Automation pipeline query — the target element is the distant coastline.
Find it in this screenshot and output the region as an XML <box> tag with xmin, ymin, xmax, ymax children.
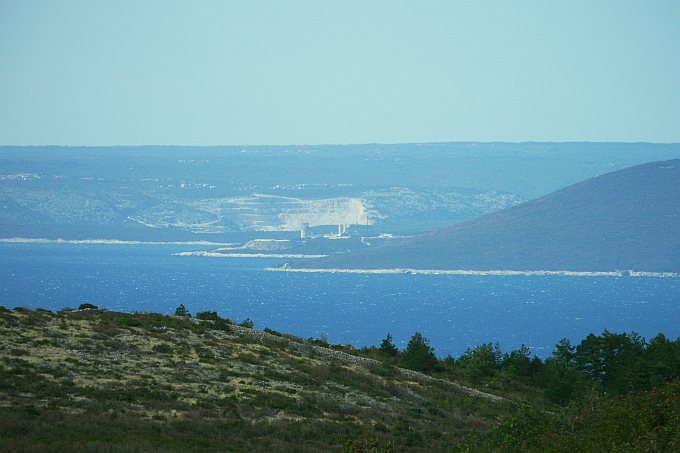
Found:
<box><xmin>0</xmin><ymin>237</ymin><xmax>326</xmax><ymax>258</ymax></box>
<box><xmin>175</xmin><ymin>251</ymin><xmax>328</xmax><ymax>259</ymax></box>
<box><xmin>0</xmin><ymin>237</ymin><xmax>235</xmax><ymax>246</ymax></box>
<box><xmin>267</xmin><ymin>267</ymin><xmax>679</xmax><ymax>278</ymax></box>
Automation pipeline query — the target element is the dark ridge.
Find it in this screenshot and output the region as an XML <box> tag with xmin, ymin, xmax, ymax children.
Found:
<box><xmin>305</xmin><ymin>159</ymin><xmax>680</xmax><ymax>272</ymax></box>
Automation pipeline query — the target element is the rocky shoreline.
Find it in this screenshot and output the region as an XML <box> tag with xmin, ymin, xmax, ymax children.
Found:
<box><xmin>175</xmin><ymin>251</ymin><xmax>328</xmax><ymax>258</ymax></box>
<box><xmin>267</xmin><ymin>267</ymin><xmax>679</xmax><ymax>278</ymax></box>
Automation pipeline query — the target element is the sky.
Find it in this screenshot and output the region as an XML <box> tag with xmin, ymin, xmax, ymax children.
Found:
<box><xmin>1</xmin><ymin>1</ymin><xmax>679</xmax><ymax>146</ymax></box>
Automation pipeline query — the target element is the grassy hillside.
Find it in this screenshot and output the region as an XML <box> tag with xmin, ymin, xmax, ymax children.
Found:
<box><xmin>1</xmin><ymin>306</ymin><xmax>679</xmax><ymax>452</ymax></box>
<box><xmin>0</xmin><ymin>307</ymin><xmax>514</xmax><ymax>452</ymax></box>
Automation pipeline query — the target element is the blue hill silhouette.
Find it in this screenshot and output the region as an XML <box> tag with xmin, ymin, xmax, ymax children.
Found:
<box><xmin>308</xmin><ymin>159</ymin><xmax>680</xmax><ymax>272</ymax></box>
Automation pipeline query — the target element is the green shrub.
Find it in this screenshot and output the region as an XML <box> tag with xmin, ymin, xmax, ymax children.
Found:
<box><xmin>152</xmin><ymin>343</ymin><xmax>173</xmax><ymax>354</ymax></box>
<box><xmin>196</xmin><ymin>311</ymin><xmax>220</xmax><ymax>321</ymax></box>
<box><xmin>459</xmin><ymin>342</ymin><xmax>502</xmax><ymax>379</ymax></box>
<box><xmin>174</xmin><ymin>304</ymin><xmax>191</xmax><ymax>318</ymax></box>
<box><xmin>239</xmin><ymin>318</ymin><xmax>254</xmax><ymax>328</ymax></box>
<box><xmin>264</xmin><ymin>327</ymin><xmax>282</xmax><ymax>336</ymax></box>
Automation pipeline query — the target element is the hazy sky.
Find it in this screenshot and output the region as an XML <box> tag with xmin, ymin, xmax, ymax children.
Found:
<box><xmin>1</xmin><ymin>1</ymin><xmax>679</xmax><ymax>145</ymax></box>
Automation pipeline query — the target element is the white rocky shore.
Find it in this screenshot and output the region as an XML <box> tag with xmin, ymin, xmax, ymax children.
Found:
<box><xmin>266</xmin><ymin>267</ymin><xmax>679</xmax><ymax>278</ymax></box>
<box><xmin>0</xmin><ymin>237</ymin><xmax>235</xmax><ymax>246</ymax></box>
<box><xmin>175</xmin><ymin>251</ymin><xmax>328</xmax><ymax>259</ymax></box>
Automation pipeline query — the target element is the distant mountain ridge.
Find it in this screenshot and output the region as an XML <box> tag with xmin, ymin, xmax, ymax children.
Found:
<box><xmin>2</xmin><ymin>143</ymin><xmax>680</xmax><ymax>240</ymax></box>
<box><xmin>306</xmin><ymin>159</ymin><xmax>680</xmax><ymax>272</ymax></box>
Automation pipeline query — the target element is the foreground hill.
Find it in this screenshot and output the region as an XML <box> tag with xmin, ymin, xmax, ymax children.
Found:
<box><xmin>308</xmin><ymin>159</ymin><xmax>680</xmax><ymax>272</ymax></box>
<box><xmin>2</xmin><ymin>307</ymin><xmax>679</xmax><ymax>452</ymax></box>
<box><xmin>0</xmin><ymin>307</ymin><xmax>511</xmax><ymax>452</ymax></box>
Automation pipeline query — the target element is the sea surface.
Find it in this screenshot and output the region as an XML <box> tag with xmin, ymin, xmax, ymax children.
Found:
<box><xmin>2</xmin><ymin>243</ymin><xmax>679</xmax><ymax>358</ymax></box>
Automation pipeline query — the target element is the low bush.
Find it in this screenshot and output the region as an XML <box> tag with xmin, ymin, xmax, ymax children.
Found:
<box><xmin>152</xmin><ymin>343</ymin><xmax>173</xmax><ymax>354</ymax></box>
<box><xmin>239</xmin><ymin>318</ymin><xmax>254</xmax><ymax>329</ymax></box>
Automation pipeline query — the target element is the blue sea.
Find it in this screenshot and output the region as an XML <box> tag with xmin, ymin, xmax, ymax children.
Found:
<box><xmin>2</xmin><ymin>243</ymin><xmax>679</xmax><ymax>358</ymax></box>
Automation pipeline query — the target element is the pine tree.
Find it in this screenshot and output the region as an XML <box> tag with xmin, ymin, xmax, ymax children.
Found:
<box><xmin>400</xmin><ymin>332</ymin><xmax>438</xmax><ymax>372</ymax></box>
<box><xmin>379</xmin><ymin>333</ymin><xmax>399</xmax><ymax>358</ymax></box>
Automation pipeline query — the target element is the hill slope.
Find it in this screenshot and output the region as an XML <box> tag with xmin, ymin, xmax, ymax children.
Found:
<box><xmin>308</xmin><ymin>159</ymin><xmax>680</xmax><ymax>272</ymax></box>
<box><xmin>0</xmin><ymin>307</ymin><xmax>511</xmax><ymax>452</ymax></box>
<box><xmin>3</xmin><ymin>308</ymin><xmax>680</xmax><ymax>451</ymax></box>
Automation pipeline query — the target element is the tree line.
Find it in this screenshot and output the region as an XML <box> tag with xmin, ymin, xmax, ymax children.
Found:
<box><xmin>374</xmin><ymin>329</ymin><xmax>680</xmax><ymax>403</ymax></box>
